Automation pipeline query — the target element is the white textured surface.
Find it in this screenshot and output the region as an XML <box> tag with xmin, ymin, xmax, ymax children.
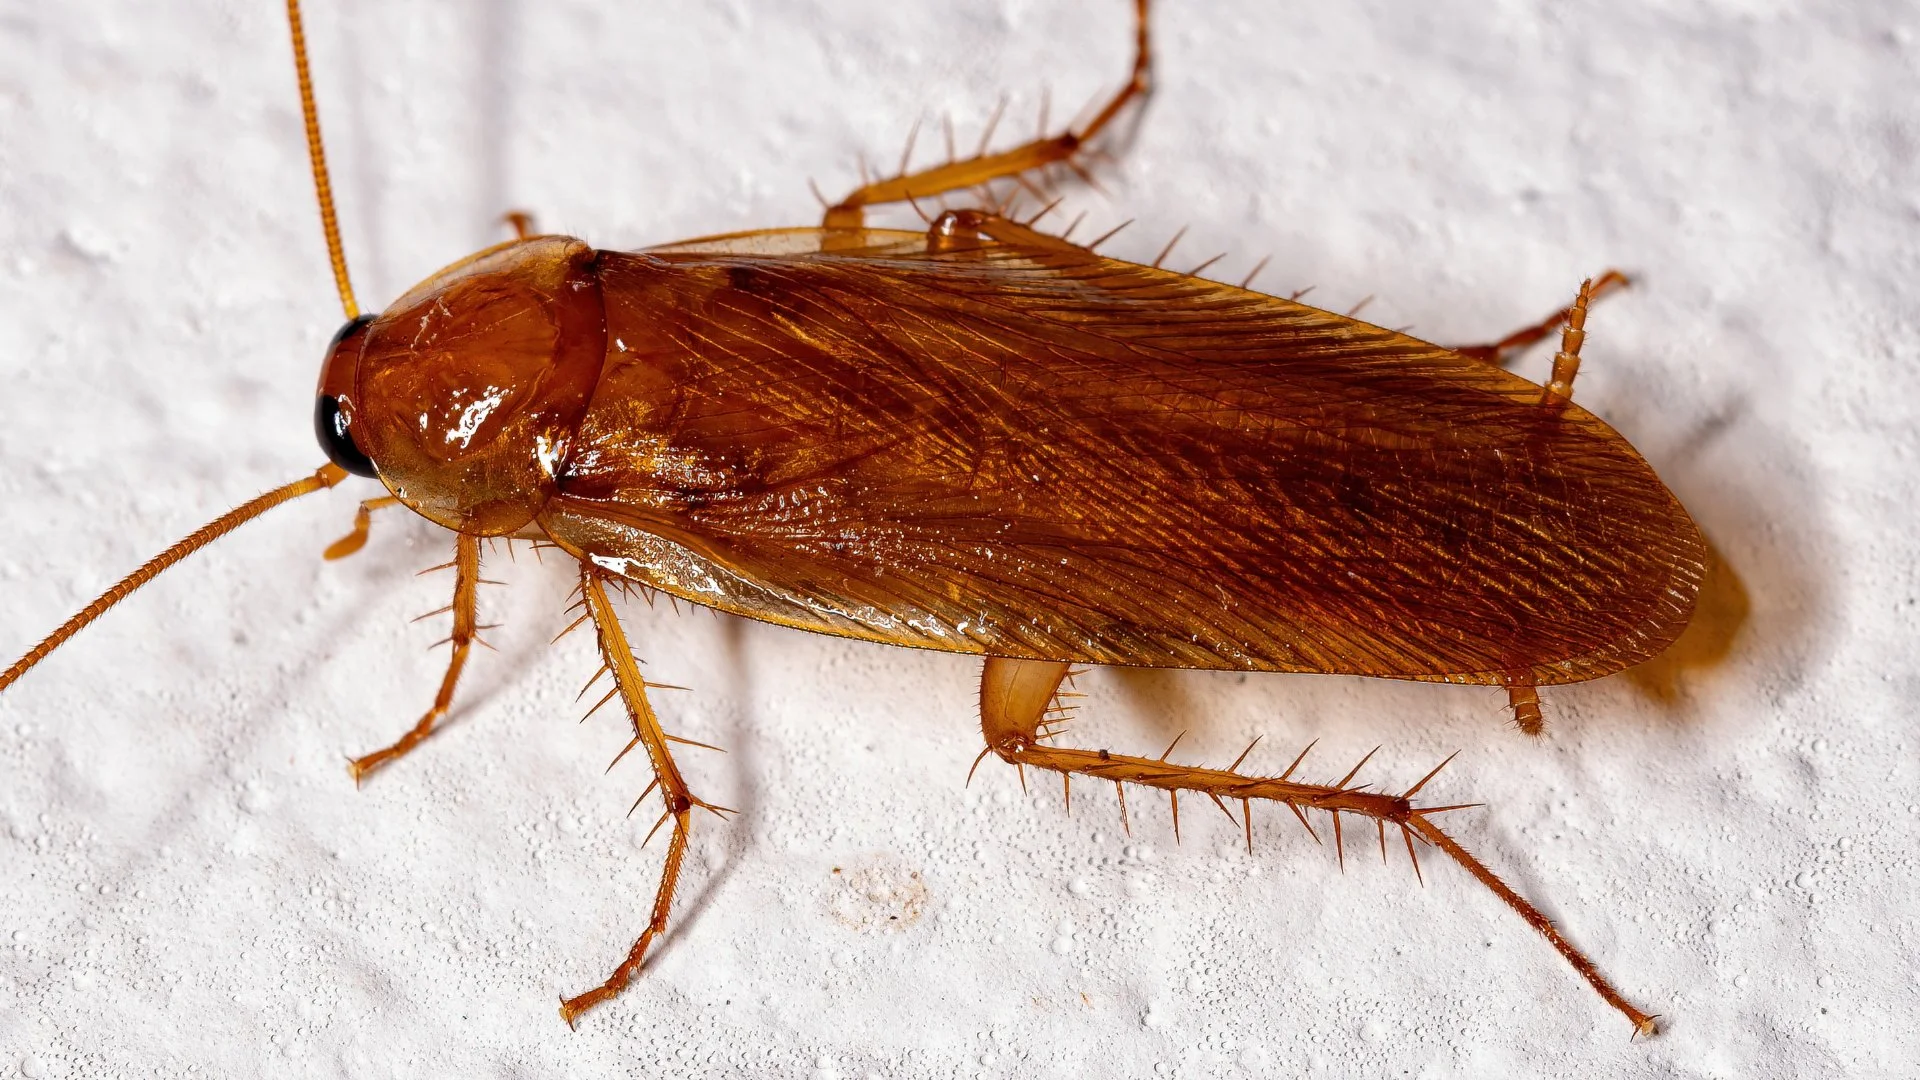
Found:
<box><xmin>1</xmin><ymin>0</ymin><xmax>1915</xmax><ymax>1076</ymax></box>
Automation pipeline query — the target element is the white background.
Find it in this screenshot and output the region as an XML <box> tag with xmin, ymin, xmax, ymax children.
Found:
<box><xmin>1</xmin><ymin>0</ymin><xmax>1915</xmax><ymax>1076</ymax></box>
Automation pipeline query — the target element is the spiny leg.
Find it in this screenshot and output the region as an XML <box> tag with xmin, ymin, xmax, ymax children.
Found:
<box><xmin>559</xmin><ymin>568</ymin><xmax>731</xmax><ymax>1027</ymax></box>
<box><xmin>1452</xmin><ymin>270</ymin><xmax>1627</xmax><ymax>369</ymax></box>
<box><xmin>976</xmin><ymin>656</ymin><xmax>1658</xmax><ymax>1036</ymax></box>
<box><xmin>823</xmin><ymin>0</ymin><xmax>1150</xmax><ymax>229</ymax></box>
<box><xmin>346</xmin><ymin>533</ymin><xmax>480</xmax><ymax>782</ymax></box>
<box><xmin>322</xmin><ymin>495</ymin><xmax>402</xmax><ymax>561</ymax></box>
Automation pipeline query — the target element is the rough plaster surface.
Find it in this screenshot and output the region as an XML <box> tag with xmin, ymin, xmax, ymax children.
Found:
<box><xmin>1</xmin><ymin>0</ymin><xmax>1915</xmax><ymax>1076</ymax></box>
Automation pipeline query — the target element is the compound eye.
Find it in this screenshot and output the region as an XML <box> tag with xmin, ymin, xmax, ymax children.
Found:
<box><xmin>315</xmin><ymin>393</ymin><xmax>377</xmax><ymax>477</ymax></box>
<box><xmin>314</xmin><ymin>315</ymin><xmax>378</xmax><ymax>478</ymax></box>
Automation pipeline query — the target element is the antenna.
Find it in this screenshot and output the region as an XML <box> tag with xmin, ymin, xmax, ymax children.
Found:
<box><xmin>0</xmin><ymin>466</ymin><xmax>350</xmax><ymax>693</ymax></box>
<box><xmin>3</xmin><ymin>9</ymin><xmax>368</xmax><ymax>693</ymax></box>
<box><xmin>285</xmin><ymin>0</ymin><xmax>360</xmax><ymax>321</ymax></box>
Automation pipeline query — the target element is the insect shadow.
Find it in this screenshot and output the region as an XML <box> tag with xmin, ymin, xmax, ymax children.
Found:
<box><xmin>1597</xmin><ymin>380</ymin><xmax>1829</xmax><ymax>720</ymax></box>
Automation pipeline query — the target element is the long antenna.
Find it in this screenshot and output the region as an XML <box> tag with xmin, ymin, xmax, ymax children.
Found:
<box><xmin>286</xmin><ymin>0</ymin><xmax>360</xmax><ymax>321</ymax></box>
<box><xmin>0</xmin><ymin>465</ymin><xmax>351</xmax><ymax>693</ymax></box>
<box><xmin>3</xmin><ymin>11</ymin><xmax>368</xmax><ymax>693</ymax></box>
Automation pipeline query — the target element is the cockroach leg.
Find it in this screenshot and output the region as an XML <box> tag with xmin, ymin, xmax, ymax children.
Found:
<box><xmin>1452</xmin><ymin>270</ymin><xmax>1628</xmax><ymax>368</ymax></box>
<box><xmin>345</xmin><ymin>533</ymin><xmax>481</xmax><ymax>784</ymax></box>
<box><xmin>559</xmin><ymin>568</ymin><xmax>730</xmax><ymax>1027</ymax></box>
<box><xmin>927</xmin><ymin>209</ymin><xmax>1094</xmax><ymax>255</ymax></box>
<box><xmin>822</xmin><ymin>0</ymin><xmax>1151</xmax><ymax>229</ymax></box>
<box><xmin>322</xmin><ymin>495</ymin><xmax>402</xmax><ymax>561</ymax></box>
<box><xmin>976</xmin><ymin>656</ymin><xmax>1659</xmax><ymax>1035</ymax></box>
<box><xmin>503</xmin><ymin>210</ymin><xmax>537</xmax><ymax>241</ymax></box>
<box><xmin>1540</xmin><ymin>276</ymin><xmax>1601</xmax><ymax>405</ymax></box>
<box><xmin>1506</xmin><ymin>685</ymin><xmax>1547</xmax><ymax>736</ymax></box>
<box><xmin>980</xmin><ymin>656</ymin><xmax>1074</xmax><ymax>749</ymax></box>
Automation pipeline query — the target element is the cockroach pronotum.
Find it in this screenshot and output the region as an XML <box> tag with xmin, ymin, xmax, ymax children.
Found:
<box><xmin>0</xmin><ymin>0</ymin><xmax>1702</xmax><ymax>1036</ymax></box>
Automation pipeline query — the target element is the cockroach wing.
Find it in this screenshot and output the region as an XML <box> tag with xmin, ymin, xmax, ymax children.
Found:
<box><xmin>537</xmin><ymin>228</ymin><xmax>1705</xmax><ymax>685</ymax></box>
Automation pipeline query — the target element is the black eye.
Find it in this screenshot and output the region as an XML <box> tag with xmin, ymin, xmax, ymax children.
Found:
<box><xmin>315</xmin><ymin>393</ymin><xmax>378</xmax><ymax>478</ymax></box>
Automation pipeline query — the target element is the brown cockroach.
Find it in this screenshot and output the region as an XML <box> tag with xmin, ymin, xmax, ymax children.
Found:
<box><xmin>0</xmin><ymin>0</ymin><xmax>1701</xmax><ymax>1035</ymax></box>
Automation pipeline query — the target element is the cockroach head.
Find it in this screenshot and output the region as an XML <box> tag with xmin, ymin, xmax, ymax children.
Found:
<box><xmin>318</xmin><ymin>236</ymin><xmax>609</xmax><ymax>536</ymax></box>
<box><xmin>315</xmin><ymin>314</ymin><xmax>376</xmax><ymax>478</ymax></box>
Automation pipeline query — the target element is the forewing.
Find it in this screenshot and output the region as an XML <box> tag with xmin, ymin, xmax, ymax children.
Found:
<box><xmin>541</xmin><ymin>229</ymin><xmax>1704</xmax><ymax>683</ymax></box>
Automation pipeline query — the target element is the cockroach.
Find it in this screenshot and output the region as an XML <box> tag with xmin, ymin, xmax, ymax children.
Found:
<box><xmin>0</xmin><ymin>0</ymin><xmax>1702</xmax><ymax>1036</ymax></box>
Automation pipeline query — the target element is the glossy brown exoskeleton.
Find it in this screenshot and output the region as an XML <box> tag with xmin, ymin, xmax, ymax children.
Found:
<box><xmin>2</xmin><ymin>0</ymin><xmax>1700</xmax><ymax>1034</ymax></box>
